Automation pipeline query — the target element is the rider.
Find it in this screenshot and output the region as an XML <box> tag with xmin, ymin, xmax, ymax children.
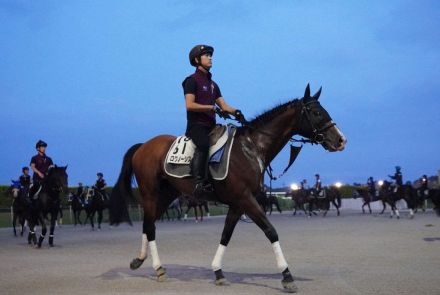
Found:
<box><xmin>314</xmin><ymin>174</ymin><xmax>322</xmax><ymax>197</ymax></box>
<box><xmin>367</xmin><ymin>176</ymin><xmax>376</xmax><ymax>200</ymax></box>
<box><xmin>76</xmin><ymin>182</ymin><xmax>85</xmax><ymax>204</ymax></box>
<box><xmin>19</xmin><ymin>166</ymin><xmax>31</xmax><ymax>198</ymax></box>
<box><xmin>182</xmin><ymin>44</ymin><xmax>245</xmax><ymax>197</ymax></box>
<box><xmin>29</xmin><ymin>140</ymin><xmax>54</xmax><ymax>198</ymax></box>
<box><xmin>388</xmin><ymin>166</ymin><xmax>403</xmax><ymax>192</ymax></box>
<box><xmin>94</xmin><ymin>173</ymin><xmax>108</xmax><ymax>200</ymax></box>
<box><xmin>300</xmin><ymin>179</ymin><xmax>309</xmax><ymax>190</ymax></box>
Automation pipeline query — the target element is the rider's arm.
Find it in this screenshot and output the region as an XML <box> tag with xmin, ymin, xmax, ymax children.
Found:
<box><xmin>215</xmin><ymin>97</ymin><xmax>236</xmax><ymax>114</ymax></box>
<box><xmin>185</xmin><ymin>93</ymin><xmax>215</xmax><ymax>112</ymax></box>
<box><xmin>30</xmin><ymin>163</ymin><xmax>44</xmax><ymax>178</ymax></box>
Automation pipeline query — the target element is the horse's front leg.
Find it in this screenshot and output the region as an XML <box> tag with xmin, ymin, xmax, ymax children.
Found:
<box><xmin>37</xmin><ymin>215</ymin><xmax>47</xmax><ymax>248</ymax></box>
<box><xmin>212</xmin><ymin>207</ymin><xmax>242</xmax><ymax>285</ymax></box>
<box><xmin>244</xmin><ymin>198</ymin><xmax>297</xmax><ymax>293</ymax></box>
<box><xmin>12</xmin><ymin>213</ymin><xmax>17</xmax><ymax>237</ymax></box>
<box><xmin>97</xmin><ymin>210</ymin><xmax>103</xmax><ymax>229</ymax></box>
<box><xmin>49</xmin><ymin>212</ymin><xmax>57</xmax><ymax>247</ymax></box>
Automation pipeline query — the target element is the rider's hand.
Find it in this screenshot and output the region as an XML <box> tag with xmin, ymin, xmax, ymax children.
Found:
<box><xmin>37</xmin><ymin>172</ymin><xmax>44</xmax><ymax>178</ymax></box>
<box><xmin>214</xmin><ymin>107</ymin><xmax>231</xmax><ymax>119</ymax></box>
<box><xmin>234</xmin><ymin>109</ymin><xmax>246</xmax><ymax>123</ymax></box>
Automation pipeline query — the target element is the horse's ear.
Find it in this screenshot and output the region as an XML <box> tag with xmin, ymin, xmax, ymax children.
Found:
<box><xmin>64</xmin><ymin>165</ymin><xmax>68</xmax><ymax>170</ymax></box>
<box><xmin>312</xmin><ymin>87</ymin><xmax>322</xmax><ymax>100</ymax></box>
<box><xmin>304</xmin><ymin>83</ymin><xmax>311</xmax><ymax>99</ymax></box>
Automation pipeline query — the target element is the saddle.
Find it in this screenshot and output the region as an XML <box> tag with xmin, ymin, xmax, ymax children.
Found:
<box><xmin>164</xmin><ymin>124</ymin><xmax>237</xmax><ymax>180</ymax></box>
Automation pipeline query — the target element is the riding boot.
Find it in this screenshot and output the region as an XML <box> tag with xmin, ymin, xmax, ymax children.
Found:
<box><xmin>191</xmin><ymin>149</ymin><xmax>213</xmax><ymax>198</ymax></box>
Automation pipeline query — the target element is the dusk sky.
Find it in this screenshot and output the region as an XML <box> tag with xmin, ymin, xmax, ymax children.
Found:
<box><xmin>1</xmin><ymin>1</ymin><xmax>439</xmax><ymax>188</ymax></box>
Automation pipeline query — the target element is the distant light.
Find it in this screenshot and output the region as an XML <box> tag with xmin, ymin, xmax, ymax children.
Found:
<box><xmin>334</xmin><ymin>182</ymin><xmax>343</xmax><ymax>188</ymax></box>
<box><xmin>378</xmin><ymin>180</ymin><xmax>384</xmax><ymax>186</ymax></box>
<box><xmin>290</xmin><ymin>183</ymin><xmax>299</xmax><ymax>191</ymax></box>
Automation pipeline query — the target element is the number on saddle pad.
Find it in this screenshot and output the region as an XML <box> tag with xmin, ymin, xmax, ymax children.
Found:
<box><xmin>167</xmin><ymin>136</ymin><xmax>196</xmax><ymax>165</ymax></box>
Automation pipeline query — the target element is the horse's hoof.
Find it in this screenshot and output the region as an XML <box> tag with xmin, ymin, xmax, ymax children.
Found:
<box><xmin>409</xmin><ymin>215</ymin><xmax>414</xmax><ymax>219</ymax></box>
<box><xmin>397</xmin><ymin>216</ymin><xmax>400</xmax><ymax>219</ymax></box>
<box><xmin>215</xmin><ymin>277</ymin><xmax>228</xmax><ymax>286</ymax></box>
<box><xmin>282</xmin><ymin>280</ymin><xmax>298</xmax><ymax>293</ymax></box>
<box><xmin>156</xmin><ymin>267</ymin><xmax>167</xmax><ymax>282</ymax></box>
<box><xmin>130</xmin><ymin>258</ymin><xmax>145</xmax><ymax>270</ymax></box>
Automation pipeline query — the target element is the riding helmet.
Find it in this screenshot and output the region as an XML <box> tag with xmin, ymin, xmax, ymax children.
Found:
<box><xmin>97</xmin><ymin>172</ymin><xmax>103</xmax><ymax>177</ymax></box>
<box><xmin>189</xmin><ymin>45</ymin><xmax>214</xmax><ymax>67</ymax></box>
<box><xmin>36</xmin><ymin>140</ymin><xmax>48</xmax><ymax>149</ymax></box>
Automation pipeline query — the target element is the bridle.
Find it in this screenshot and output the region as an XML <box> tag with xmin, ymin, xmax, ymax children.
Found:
<box><xmin>294</xmin><ymin>98</ymin><xmax>336</xmax><ymax>145</ymax></box>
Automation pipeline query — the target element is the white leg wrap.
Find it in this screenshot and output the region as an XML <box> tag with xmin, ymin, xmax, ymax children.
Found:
<box><xmin>139</xmin><ymin>234</ymin><xmax>148</xmax><ymax>259</ymax></box>
<box><xmin>396</xmin><ymin>210</ymin><xmax>400</xmax><ymax>217</ymax></box>
<box><xmin>409</xmin><ymin>209</ymin><xmax>414</xmax><ymax>216</ymax></box>
<box><xmin>211</xmin><ymin>244</ymin><xmax>226</xmax><ymax>271</ymax></box>
<box><xmin>272</xmin><ymin>241</ymin><xmax>288</xmax><ymax>271</ymax></box>
<box><xmin>149</xmin><ymin>241</ymin><xmax>162</xmax><ymax>270</ymax></box>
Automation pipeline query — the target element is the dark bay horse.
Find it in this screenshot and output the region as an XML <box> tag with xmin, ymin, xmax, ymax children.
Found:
<box><xmin>68</xmin><ymin>192</ymin><xmax>85</xmax><ymax>226</ymax></box>
<box><xmin>28</xmin><ymin>166</ymin><xmax>68</xmax><ymax>247</ymax></box>
<box><xmin>9</xmin><ymin>181</ymin><xmax>29</xmax><ymax>236</ymax></box>
<box><xmin>379</xmin><ymin>181</ymin><xmax>417</xmax><ymax>219</ymax></box>
<box><xmin>355</xmin><ymin>187</ymin><xmax>386</xmax><ymax>214</ymax></box>
<box><xmin>256</xmin><ymin>193</ymin><xmax>282</xmax><ymax>215</ymax></box>
<box><xmin>109</xmin><ymin>85</ymin><xmax>346</xmax><ymax>292</ymax></box>
<box><xmin>290</xmin><ymin>189</ymin><xmax>314</xmax><ymax>217</ymax></box>
<box><xmin>84</xmin><ymin>188</ymin><xmax>107</xmax><ymax>230</ymax></box>
<box><xmin>182</xmin><ymin>195</ymin><xmax>210</xmax><ymax>222</ymax></box>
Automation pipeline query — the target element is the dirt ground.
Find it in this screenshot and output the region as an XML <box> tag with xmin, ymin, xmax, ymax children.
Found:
<box><xmin>0</xmin><ymin>209</ymin><xmax>439</xmax><ymax>295</ymax></box>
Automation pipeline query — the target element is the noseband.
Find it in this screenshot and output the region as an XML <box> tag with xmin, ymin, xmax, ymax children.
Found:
<box><xmin>296</xmin><ymin>99</ymin><xmax>336</xmax><ymax>145</ymax></box>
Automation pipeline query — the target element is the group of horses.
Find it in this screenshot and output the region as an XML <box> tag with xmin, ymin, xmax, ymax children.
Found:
<box><xmin>7</xmin><ymin>169</ymin><xmax>112</xmax><ymax>247</ymax></box>
<box><xmin>160</xmin><ymin>195</ymin><xmax>210</xmax><ymax>222</ymax></box>
<box><xmin>355</xmin><ymin>181</ymin><xmax>440</xmax><ymax>218</ymax></box>
<box><xmin>8</xmin><ymin>166</ymin><xmax>68</xmax><ymax>247</ymax></box>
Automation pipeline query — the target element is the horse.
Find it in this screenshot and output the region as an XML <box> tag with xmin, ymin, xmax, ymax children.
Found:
<box><xmin>160</xmin><ymin>197</ymin><xmax>183</xmax><ymax>221</ymax></box>
<box><xmin>306</xmin><ymin>187</ymin><xmax>341</xmax><ymax>217</ymax></box>
<box><xmin>355</xmin><ymin>187</ymin><xmax>387</xmax><ymax>214</ymax></box>
<box><xmin>182</xmin><ymin>195</ymin><xmax>209</xmax><ymax>222</ymax></box>
<box><xmin>68</xmin><ymin>192</ymin><xmax>85</xmax><ymax>226</ymax></box>
<box><xmin>322</xmin><ymin>186</ymin><xmax>342</xmax><ymax>216</ymax></box>
<box><xmin>427</xmin><ymin>189</ymin><xmax>440</xmax><ymax>216</ymax></box>
<box><xmin>109</xmin><ymin>84</ymin><xmax>346</xmax><ymax>292</ymax></box>
<box><xmin>9</xmin><ymin>180</ymin><xmax>29</xmax><ymax>236</ymax></box>
<box><xmin>84</xmin><ymin>187</ymin><xmax>107</xmax><ymax>230</ymax></box>
<box><xmin>289</xmin><ymin>189</ymin><xmax>314</xmax><ymax>217</ymax></box>
<box><xmin>27</xmin><ymin>165</ymin><xmax>68</xmax><ymax>247</ymax></box>
<box><xmin>256</xmin><ymin>192</ymin><xmax>282</xmax><ymax>215</ymax></box>
<box><xmin>379</xmin><ymin>181</ymin><xmax>417</xmax><ymax>219</ymax></box>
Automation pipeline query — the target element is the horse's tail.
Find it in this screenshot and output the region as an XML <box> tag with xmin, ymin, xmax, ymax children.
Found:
<box><xmin>109</xmin><ymin>143</ymin><xmax>142</xmax><ymax>226</ymax></box>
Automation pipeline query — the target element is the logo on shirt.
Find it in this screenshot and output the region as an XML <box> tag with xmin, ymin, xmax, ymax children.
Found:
<box><xmin>202</xmin><ymin>85</ymin><xmax>208</xmax><ymax>91</ymax></box>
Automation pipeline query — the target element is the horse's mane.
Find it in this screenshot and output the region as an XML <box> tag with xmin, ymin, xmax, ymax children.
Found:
<box><xmin>248</xmin><ymin>98</ymin><xmax>299</xmax><ymax>128</ymax></box>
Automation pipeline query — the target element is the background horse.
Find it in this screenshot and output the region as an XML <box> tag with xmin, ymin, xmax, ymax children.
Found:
<box><xmin>109</xmin><ymin>85</ymin><xmax>346</xmax><ymax>292</ymax></box>
<box><xmin>68</xmin><ymin>192</ymin><xmax>85</xmax><ymax>226</ymax></box>
<box><xmin>290</xmin><ymin>189</ymin><xmax>314</xmax><ymax>217</ymax></box>
<box><xmin>84</xmin><ymin>187</ymin><xmax>107</xmax><ymax>230</ymax></box>
<box><xmin>9</xmin><ymin>180</ymin><xmax>28</xmax><ymax>236</ymax></box>
<box><xmin>27</xmin><ymin>166</ymin><xmax>68</xmax><ymax>247</ymax></box>
<box><xmin>355</xmin><ymin>187</ymin><xmax>386</xmax><ymax>214</ymax></box>
<box><xmin>379</xmin><ymin>181</ymin><xmax>416</xmax><ymax>219</ymax></box>
<box><xmin>257</xmin><ymin>194</ymin><xmax>282</xmax><ymax>215</ymax></box>
<box><xmin>160</xmin><ymin>197</ymin><xmax>183</xmax><ymax>221</ymax></box>
<box><xmin>182</xmin><ymin>195</ymin><xmax>209</xmax><ymax>222</ymax></box>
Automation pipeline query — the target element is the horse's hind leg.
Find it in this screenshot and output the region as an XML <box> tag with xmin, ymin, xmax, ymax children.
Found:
<box><xmin>97</xmin><ymin>210</ymin><xmax>103</xmax><ymax>229</ymax></box>
<box><xmin>212</xmin><ymin>207</ymin><xmax>242</xmax><ymax>285</ymax></box>
<box><xmin>368</xmin><ymin>203</ymin><xmax>372</xmax><ymax>214</ymax></box>
<box><xmin>12</xmin><ymin>213</ymin><xmax>17</xmax><ymax>237</ymax></box>
<box><xmin>244</xmin><ymin>198</ymin><xmax>297</xmax><ymax>293</ymax></box>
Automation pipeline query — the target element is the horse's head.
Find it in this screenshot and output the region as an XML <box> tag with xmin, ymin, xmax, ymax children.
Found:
<box><xmin>297</xmin><ymin>84</ymin><xmax>347</xmax><ymax>152</ymax></box>
<box><xmin>10</xmin><ymin>180</ymin><xmax>21</xmax><ymax>198</ymax></box>
<box><xmin>47</xmin><ymin>165</ymin><xmax>68</xmax><ymax>193</ymax></box>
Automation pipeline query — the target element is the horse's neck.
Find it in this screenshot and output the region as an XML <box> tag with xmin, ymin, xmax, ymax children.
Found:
<box><xmin>249</xmin><ymin>103</ymin><xmax>300</xmax><ymax>165</ymax></box>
